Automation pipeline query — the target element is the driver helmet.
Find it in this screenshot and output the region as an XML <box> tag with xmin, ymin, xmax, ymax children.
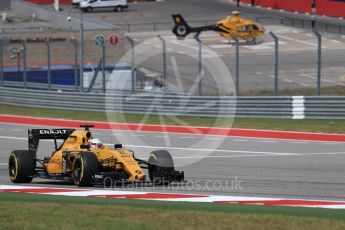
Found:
<box><xmin>89</xmin><ymin>138</ymin><xmax>103</xmax><ymax>150</ymax></box>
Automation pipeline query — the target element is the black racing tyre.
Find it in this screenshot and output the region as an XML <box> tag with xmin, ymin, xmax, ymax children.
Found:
<box><xmin>148</xmin><ymin>150</ymin><xmax>174</xmax><ymax>185</ymax></box>
<box><xmin>114</xmin><ymin>6</ymin><xmax>123</xmax><ymax>12</ymax></box>
<box><xmin>72</xmin><ymin>152</ymin><xmax>98</xmax><ymax>187</ymax></box>
<box><xmin>8</xmin><ymin>150</ymin><xmax>35</xmax><ymax>183</ymax></box>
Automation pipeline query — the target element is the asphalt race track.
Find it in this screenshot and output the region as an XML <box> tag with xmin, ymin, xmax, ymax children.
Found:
<box><xmin>1</xmin><ymin>122</ymin><xmax>345</xmax><ymax>201</ymax></box>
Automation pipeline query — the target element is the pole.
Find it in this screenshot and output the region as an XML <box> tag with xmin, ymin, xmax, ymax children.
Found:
<box><xmin>157</xmin><ymin>35</ymin><xmax>167</xmax><ymax>93</ymax></box>
<box><xmin>17</xmin><ymin>52</ymin><xmax>20</xmax><ymax>73</ymax></box>
<box><xmin>79</xmin><ymin>11</ymin><xmax>84</xmax><ymax>92</ymax></box>
<box><xmin>102</xmin><ymin>43</ymin><xmax>106</xmax><ymax>93</ymax></box>
<box><xmin>311</xmin><ymin>15</ymin><xmax>316</xmax><ymax>31</ymax></box>
<box><xmin>46</xmin><ymin>39</ymin><xmax>51</xmax><ymax>90</ymax></box>
<box><xmin>70</xmin><ymin>37</ymin><xmax>79</xmax><ymax>91</ymax></box>
<box><xmin>230</xmin><ymin>34</ymin><xmax>240</xmax><ymax>96</ymax></box>
<box><xmin>0</xmin><ymin>43</ymin><xmax>3</xmax><ymax>86</ymax></box>
<box><xmin>194</xmin><ymin>33</ymin><xmax>202</xmax><ymax>96</ymax></box>
<box><xmin>126</xmin><ymin>36</ymin><xmax>135</xmax><ymax>94</ymax></box>
<box><xmin>269</xmin><ymin>31</ymin><xmax>279</xmax><ymax>96</ymax></box>
<box><xmin>22</xmin><ymin>40</ymin><xmax>27</xmax><ymax>89</ymax></box>
<box><xmin>314</xmin><ymin>31</ymin><xmax>322</xmax><ymax>96</ymax></box>
<box><xmin>74</xmin><ymin>41</ymin><xmax>78</xmax><ymax>91</ymax></box>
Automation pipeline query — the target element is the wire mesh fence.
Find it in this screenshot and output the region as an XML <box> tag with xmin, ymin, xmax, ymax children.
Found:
<box><xmin>1</xmin><ymin>25</ymin><xmax>345</xmax><ymax>96</ymax></box>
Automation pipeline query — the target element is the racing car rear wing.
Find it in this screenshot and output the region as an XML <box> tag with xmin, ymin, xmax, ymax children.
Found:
<box><xmin>28</xmin><ymin>129</ymin><xmax>75</xmax><ymax>159</ymax></box>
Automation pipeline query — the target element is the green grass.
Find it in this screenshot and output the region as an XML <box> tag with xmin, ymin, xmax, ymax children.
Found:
<box><xmin>2</xmin><ymin>103</ymin><xmax>345</xmax><ymax>133</ymax></box>
<box><xmin>0</xmin><ymin>193</ymin><xmax>345</xmax><ymax>230</ymax></box>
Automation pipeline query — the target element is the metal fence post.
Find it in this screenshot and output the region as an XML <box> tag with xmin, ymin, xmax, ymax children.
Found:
<box><xmin>157</xmin><ymin>35</ymin><xmax>167</xmax><ymax>93</ymax></box>
<box><xmin>22</xmin><ymin>40</ymin><xmax>27</xmax><ymax>89</ymax></box>
<box><xmin>46</xmin><ymin>39</ymin><xmax>51</xmax><ymax>90</ymax></box>
<box><xmin>230</xmin><ymin>35</ymin><xmax>240</xmax><ymax>96</ymax></box>
<box><xmin>102</xmin><ymin>43</ymin><xmax>106</xmax><ymax>94</ymax></box>
<box><xmin>280</xmin><ymin>17</ymin><xmax>284</xmax><ymax>25</ymax></box>
<box><xmin>0</xmin><ymin>41</ymin><xmax>3</xmax><ymax>87</ymax></box>
<box><xmin>314</xmin><ymin>31</ymin><xmax>322</xmax><ymax>96</ymax></box>
<box><xmin>269</xmin><ymin>31</ymin><xmax>279</xmax><ymax>96</ymax></box>
<box><xmin>194</xmin><ymin>34</ymin><xmax>202</xmax><ymax>96</ymax></box>
<box><xmin>311</xmin><ymin>15</ymin><xmax>316</xmax><ymax>31</ymax></box>
<box><xmin>70</xmin><ymin>37</ymin><xmax>79</xmax><ymax>91</ymax></box>
<box><xmin>126</xmin><ymin>36</ymin><xmax>136</xmax><ymax>94</ymax></box>
<box><xmin>79</xmin><ymin>11</ymin><xmax>84</xmax><ymax>92</ymax></box>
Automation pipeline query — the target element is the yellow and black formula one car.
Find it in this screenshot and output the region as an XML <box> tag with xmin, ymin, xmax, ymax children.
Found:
<box><xmin>8</xmin><ymin>125</ymin><xmax>184</xmax><ymax>187</ymax></box>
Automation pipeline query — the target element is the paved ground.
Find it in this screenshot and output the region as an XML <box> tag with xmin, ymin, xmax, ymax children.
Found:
<box><xmin>126</xmin><ymin>26</ymin><xmax>345</xmax><ymax>95</ymax></box>
<box><xmin>62</xmin><ymin>0</ymin><xmax>345</xmax><ymax>94</ymax></box>
<box><xmin>1</xmin><ymin>122</ymin><xmax>345</xmax><ymax>201</ymax></box>
<box><xmin>0</xmin><ymin>0</ymin><xmax>10</xmax><ymax>11</ymax></box>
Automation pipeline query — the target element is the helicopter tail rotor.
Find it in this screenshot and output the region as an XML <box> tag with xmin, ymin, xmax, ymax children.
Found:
<box><xmin>172</xmin><ymin>14</ymin><xmax>192</xmax><ymax>39</ymax></box>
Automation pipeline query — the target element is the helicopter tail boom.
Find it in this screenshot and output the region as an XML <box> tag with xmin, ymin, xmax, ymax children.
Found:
<box><xmin>172</xmin><ymin>14</ymin><xmax>220</xmax><ymax>39</ymax></box>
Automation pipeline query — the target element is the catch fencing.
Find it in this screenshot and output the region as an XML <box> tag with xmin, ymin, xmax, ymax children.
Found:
<box><xmin>1</xmin><ymin>29</ymin><xmax>345</xmax><ymax>96</ymax></box>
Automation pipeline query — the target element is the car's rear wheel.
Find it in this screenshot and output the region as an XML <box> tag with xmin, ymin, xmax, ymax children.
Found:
<box><xmin>87</xmin><ymin>7</ymin><xmax>93</xmax><ymax>12</ymax></box>
<box><xmin>114</xmin><ymin>6</ymin><xmax>123</xmax><ymax>12</ymax></box>
<box><xmin>8</xmin><ymin>150</ymin><xmax>35</xmax><ymax>183</ymax></box>
<box><xmin>148</xmin><ymin>150</ymin><xmax>174</xmax><ymax>185</ymax></box>
<box><xmin>72</xmin><ymin>152</ymin><xmax>98</xmax><ymax>187</ymax></box>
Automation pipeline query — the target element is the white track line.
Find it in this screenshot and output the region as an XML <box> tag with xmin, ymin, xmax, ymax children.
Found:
<box><xmin>289</xmin><ymin>141</ymin><xmax>307</xmax><ymax>144</ymax></box>
<box><xmin>178</xmin><ymin>136</ymin><xmax>195</xmax><ymax>139</ymax></box>
<box><xmin>301</xmin><ymin>73</ymin><xmax>345</xmax><ymax>86</ymax></box>
<box><xmin>0</xmin><ymin>136</ymin><xmax>27</xmax><ymax>140</ymax></box>
<box><xmin>233</xmin><ymin>139</ymin><xmax>248</xmax><ymax>142</ymax></box>
<box><xmin>0</xmin><ymin>135</ymin><xmax>329</xmax><ymax>156</ymax></box>
<box><xmin>0</xmin><ymin>136</ymin><xmax>308</xmax><ymax>159</ymax></box>
<box><xmin>203</xmin><ymin>137</ymin><xmax>224</xmax><ymax>141</ymax></box>
<box><xmin>125</xmin><ymin>144</ymin><xmax>345</xmax><ymax>157</ymax></box>
<box><xmin>126</xmin><ymin>144</ymin><xmax>296</xmax><ymax>155</ymax></box>
<box><xmin>278</xmin><ymin>34</ymin><xmax>317</xmax><ymax>47</ymax></box>
<box><xmin>332</xmin><ymin>40</ymin><xmax>341</xmax><ymax>44</ymax></box>
<box><xmin>10</xmin><ymin>129</ymin><xmax>22</xmax><ymax>132</ymax></box>
<box><xmin>2</xmin><ymin>185</ymin><xmax>345</xmax><ymax>209</ymax></box>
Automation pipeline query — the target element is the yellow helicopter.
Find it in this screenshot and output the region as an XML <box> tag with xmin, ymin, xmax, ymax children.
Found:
<box><xmin>172</xmin><ymin>11</ymin><xmax>265</xmax><ymax>44</ymax></box>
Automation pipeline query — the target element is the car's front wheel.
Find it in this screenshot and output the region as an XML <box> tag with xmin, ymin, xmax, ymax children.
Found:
<box><xmin>148</xmin><ymin>150</ymin><xmax>175</xmax><ymax>185</ymax></box>
<box><xmin>72</xmin><ymin>152</ymin><xmax>98</xmax><ymax>187</ymax></box>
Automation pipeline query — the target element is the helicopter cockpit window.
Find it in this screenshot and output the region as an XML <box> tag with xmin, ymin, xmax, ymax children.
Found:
<box><xmin>237</xmin><ymin>25</ymin><xmax>250</xmax><ymax>32</ymax></box>
<box><xmin>252</xmin><ymin>24</ymin><xmax>259</xmax><ymax>31</ymax></box>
